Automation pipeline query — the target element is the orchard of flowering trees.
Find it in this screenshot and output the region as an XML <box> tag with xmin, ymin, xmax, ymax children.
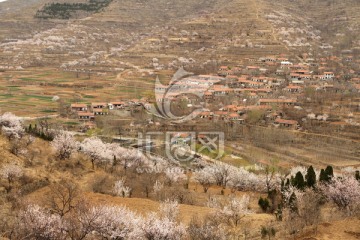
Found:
<box><xmin>278</xmin><ymin>165</ymin><xmax>360</xmax><ymax>236</ymax></box>
<box><xmin>1</xmin><ymin>112</ymin><xmax>360</xmax><ymax>239</ymax></box>
<box><xmin>12</xmin><ymin>199</ymin><xmax>186</xmax><ymax>240</ymax></box>
<box><xmin>194</xmin><ymin>162</ymin><xmax>274</xmax><ymax>193</ymax></box>
<box><xmin>50</xmin><ymin>131</ymin><xmax>153</xmax><ymax>171</ymax></box>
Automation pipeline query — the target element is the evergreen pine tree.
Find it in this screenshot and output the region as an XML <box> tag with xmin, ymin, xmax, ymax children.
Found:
<box><xmin>324</xmin><ymin>166</ymin><xmax>334</xmax><ymax>181</ymax></box>
<box><xmin>293</xmin><ymin>171</ymin><xmax>305</xmax><ymax>190</ymax></box>
<box><xmin>305</xmin><ymin>165</ymin><xmax>316</xmax><ymax>188</ymax></box>
<box><xmin>319</xmin><ymin>169</ymin><xmax>327</xmax><ymax>182</ymax></box>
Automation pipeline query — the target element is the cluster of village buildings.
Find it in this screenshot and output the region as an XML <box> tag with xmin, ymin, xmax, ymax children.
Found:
<box><xmin>70</xmin><ymin>100</ymin><xmax>144</xmax><ymax>120</ymax></box>
<box><xmin>70</xmin><ymin>53</ymin><xmax>359</xmax><ymax>130</ymax></box>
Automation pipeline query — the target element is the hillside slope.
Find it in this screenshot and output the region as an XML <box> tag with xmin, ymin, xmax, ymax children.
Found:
<box><xmin>1</xmin><ymin>0</ymin><xmax>358</xmax><ymax>70</ymax></box>
<box><xmin>0</xmin><ymin>0</ymin><xmax>290</xmax><ymax>69</ymax></box>
<box><xmin>264</xmin><ymin>0</ymin><xmax>360</xmax><ymax>52</ymax></box>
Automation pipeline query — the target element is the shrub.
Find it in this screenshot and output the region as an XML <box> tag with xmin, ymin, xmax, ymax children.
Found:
<box><xmin>261</xmin><ymin>226</ymin><xmax>276</xmax><ymax>239</ymax></box>
<box><xmin>258</xmin><ymin>197</ymin><xmax>270</xmax><ymax>212</ymax></box>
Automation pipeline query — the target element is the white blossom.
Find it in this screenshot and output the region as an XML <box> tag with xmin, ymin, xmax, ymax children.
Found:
<box><xmin>80</xmin><ymin>137</ymin><xmax>112</xmax><ymax>168</ymax></box>
<box><xmin>82</xmin><ymin>205</ymin><xmax>143</xmax><ymax>239</ymax></box>
<box><xmin>164</xmin><ymin>167</ymin><xmax>187</xmax><ymax>185</ymax></box>
<box><xmin>0</xmin><ymin>163</ymin><xmax>23</xmax><ymax>184</ymax></box>
<box><xmin>16</xmin><ymin>205</ymin><xmax>64</xmax><ymax>239</ymax></box>
<box><xmin>114</xmin><ymin>179</ymin><xmax>132</xmax><ymax>198</ymax></box>
<box><xmin>0</xmin><ymin>112</ymin><xmax>24</xmax><ymax>139</ymax></box>
<box><xmin>51</xmin><ymin>131</ymin><xmax>78</xmax><ymax>160</ymax></box>
<box><xmin>320</xmin><ymin>176</ymin><xmax>360</xmax><ymax>214</ymax></box>
<box><xmin>153</xmin><ymin>180</ymin><xmax>164</xmax><ymax>194</ymax></box>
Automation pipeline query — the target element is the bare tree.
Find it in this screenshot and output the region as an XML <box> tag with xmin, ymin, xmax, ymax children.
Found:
<box><xmin>48</xmin><ymin>179</ymin><xmax>80</xmax><ymax>217</ymax></box>
<box><xmin>0</xmin><ymin>164</ymin><xmax>23</xmax><ymax>191</ymax></box>
<box><xmin>188</xmin><ymin>215</ymin><xmax>228</xmax><ymax>240</ymax></box>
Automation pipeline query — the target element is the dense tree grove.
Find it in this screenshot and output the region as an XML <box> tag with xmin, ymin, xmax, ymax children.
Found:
<box><xmin>35</xmin><ymin>0</ymin><xmax>113</xmax><ymax>19</ymax></box>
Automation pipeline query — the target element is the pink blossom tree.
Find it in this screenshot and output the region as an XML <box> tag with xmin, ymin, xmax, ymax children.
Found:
<box><xmin>141</xmin><ymin>199</ymin><xmax>186</xmax><ymax>240</ymax></box>
<box><xmin>0</xmin><ymin>112</ymin><xmax>24</xmax><ymax>140</ymax></box>
<box><xmin>209</xmin><ymin>164</ymin><xmax>233</xmax><ymax>188</ymax></box>
<box><xmin>80</xmin><ymin>137</ymin><xmax>111</xmax><ymax>169</ymax></box>
<box><xmin>164</xmin><ymin>167</ymin><xmax>187</xmax><ymax>186</ymax></box>
<box><xmin>228</xmin><ymin>167</ymin><xmax>267</xmax><ymax>192</ymax></box>
<box><xmin>51</xmin><ymin>131</ymin><xmax>78</xmax><ymax>160</ymax></box>
<box><xmin>15</xmin><ymin>205</ymin><xmax>64</xmax><ymax>239</ymax></box>
<box><xmin>114</xmin><ymin>179</ymin><xmax>132</xmax><ymax>198</ymax></box>
<box><xmin>81</xmin><ymin>205</ymin><xmax>143</xmax><ymax>239</ymax></box>
<box><xmin>159</xmin><ymin>199</ymin><xmax>179</xmax><ymax>221</ymax></box>
<box><xmin>218</xmin><ymin>195</ymin><xmax>252</xmax><ymax>227</ymax></box>
<box><xmin>109</xmin><ymin>144</ymin><xmax>150</xmax><ymax>172</ymax></box>
<box><xmin>321</xmin><ymin>176</ymin><xmax>360</xmax><ymax>215</ymax></box>
<box><xmin>194</xmin><ymin>167</ymin><xmax>215</xmax><ymax>193</ymax></box>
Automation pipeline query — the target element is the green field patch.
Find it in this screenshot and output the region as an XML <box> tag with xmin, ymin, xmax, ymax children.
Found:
<box><xmin>41</xmin><ymin>109</ymin><xmax>57</xmax><ymax>113</ymax></box>
<box><xmin>64</xmin><ymin>121</ymin><xmax>80</xmax><ymax>125</ymax></box>
<box><xmin>12</xmin><ymin>97</ymin><xmax>36</xmax><ymax>102</ymax></box>
<box><xmin>26</xmin><ymin>95</ymin><xmax>53</xmax><ymax>101</ymax></box>
<box><xmin>35</xmin><ymin>72</ymin><xmax>52</xmax><ymax>77</ymax></box>
<box><xmin>116</xmin><ymin>86</ymin><xmax>137</xmax><ymax>93</ymax></box>
<box><xmin>69</xmin><ymin>99</ymin><xmax>87</xmax><ymax>103</ymax></box>
<box><xmin>83</xmin><ymin>95</ymin><xmax>96</xmax><ymax>99</ymax></box>
<box><xmin>7</xmin><ymin>86</ymin><xmax>21</xmax><ymax>91</ymax></box>
<box><xmin>0</xmin><ymin>94</ymin><xmax>14</xmax><ymax>99</ymax></box>
<box><xmin>20</xmin><ymin>78</ymin><xmax>38</xmax><ymax>81</ymax></box>
<box><xmin>12</xmin><ymin>101</ymin><xmax>37</xmax><ymax>107</ymax></box>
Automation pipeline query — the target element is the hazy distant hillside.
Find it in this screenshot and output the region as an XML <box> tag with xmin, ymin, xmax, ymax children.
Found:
<box><xmin>265</xmin><ymin>0</ymin><xmax>360</xmax><ymax>51</ymax></box>
<box><xmin>0</xmin><ymin>0</ymin><xmax>359</xmax><ymax>69</ymax></box>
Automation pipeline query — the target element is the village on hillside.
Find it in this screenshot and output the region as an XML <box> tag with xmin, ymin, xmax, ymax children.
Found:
<box><xmin>68</xmin><ymin>53</ymin><xmax>360</xmax><ymax>136</ymax></box>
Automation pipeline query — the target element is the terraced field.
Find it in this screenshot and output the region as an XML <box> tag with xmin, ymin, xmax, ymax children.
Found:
<box><xmin>229</xmin><ymin>125</ymin><xmax>360</xmax><ymax>170</ymax></box>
